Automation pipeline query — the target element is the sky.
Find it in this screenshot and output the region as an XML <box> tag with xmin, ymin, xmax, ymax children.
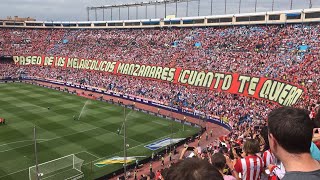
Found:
<box><xmin>0</xmin><ymin>0</ymin><xmax>319</xmax><ymax>21</ymax></box>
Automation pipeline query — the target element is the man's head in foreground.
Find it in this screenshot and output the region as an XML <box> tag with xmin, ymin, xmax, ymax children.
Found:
<box><xmin>267</xmin><ymin>107</ymin><xmax>313</xmax><ymax>157</ymax></box>
<box><xmin>268</xmin><ymin>106</ymin><xmax>320</xmax><ymax>179</ymax></box>
<box><xmin>163</xmin><ymin>157</ymin><xmax>223</xmax><ymax>180</ymax></box>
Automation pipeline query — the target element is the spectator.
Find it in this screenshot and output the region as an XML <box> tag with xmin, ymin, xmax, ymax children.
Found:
<box><xmin>155</xmin><ymin>169</ymin><xmax>163</xmax><ymax>180</ymax></box>
<box><xmin>259</xmin><ymin>126</ymin><xmax>278</xmax><ymax>180</ymax></box>
<box><xmin>268</xmin><ymin>107</ymin><xmax>320</xmax><ymax>180</ymax></box>
<box><xmin>211</xmin><ymin>153</ymin><xmax>238</xmax><ymax>180</ymax></box>
<box><xmin>233</xmin><ymin>139</ymin><xmax>264</xmax><ymax>180</ymax></box>
<box><xmin>313</xmin><ymin>109</ymin><xmax>320</xmax><ymax>148</ymax></box>
<box><xmin>164</xmin><ymin>157</ymin><xmax>223</xmax><ymax>180</ymax></box>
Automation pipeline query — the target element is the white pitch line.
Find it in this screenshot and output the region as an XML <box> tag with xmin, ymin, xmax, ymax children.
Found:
<box><xmin>0</xmin><ymin>140</ymin><xmax>34</xmax><ymax>147</ymax></box>
<box><xmin>151</xmin><ymin>121</ymin><xmax>168</xmax><ymax>126</ymax></box>
<box><xmin>0</xmin><ymin>151</ymin><xmax>94</xmax><ymax>179</ymax></box>
<box><xmin>0</xmin><ymin>84</ymin><xmax>190</xmax><ymax>177</ymax></box>
<box><xmin>39</xmin><ymin>167</ymin><xmax>80</xmax><ymax>180</ymax></box>
<box><xmin>0</xmin><ymin>167</ymin><xmax>28</xmax><ymax>179</ymax></box>
<box><xmin>69</xmin><ymin>109</ymin><xmax>144</xmax><ymax>145</ymax></box>
<box><xmin>83</xmin><ymin>151</ymin><xmax>100</xmax><ymax>159</ymax></box>
<box><xmin>0</xmin><ymin>132</ymin><xmax>182</xmax><ymax>179</ymax></box>
<box><xmin>0</xmin><ymin>122</ymin><xmax>142</xmax><ymax>153</ymax></box>
<box><xmin>102</xmin><ymin>128</ymin><xmax>143</xmax><ymax>145</ymax></box>
<box><xmin>101</xmin><ymin>105</ymin><xmax>119</xmax><ymax>111</ymax></box>
<box><xmin>0</xmin><ymin>139</ymin><xmax>48</xmax><ymax>148</ymax></box>
<box><xmin>0</xmin><ymin>126</ymin><xmax>100</xmax><ymax>153</ymax></box>
<box><xmin>87</xmin><ymin>132</ymin><xmax>179</xmax><ymax>165</ymax></box>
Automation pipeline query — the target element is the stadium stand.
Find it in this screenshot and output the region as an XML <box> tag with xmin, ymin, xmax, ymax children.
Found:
<box><xmin>0</xmin><ymin>23</ymin><xmax>319</xmax><ymax>124</ymax></box>
<box><xmin>0</xmin><ymin>16</ymin><xmax>320</xmax><ymax>179</ymax></box>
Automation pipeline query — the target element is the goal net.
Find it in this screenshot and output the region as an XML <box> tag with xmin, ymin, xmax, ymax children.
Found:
<box><xmin>29</xmin><ymin>154</ymin><xmax>84</xmax><ymax>180</ymax></box>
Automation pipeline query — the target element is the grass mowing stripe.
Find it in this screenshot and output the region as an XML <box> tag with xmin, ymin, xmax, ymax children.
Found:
<box><xmin>0</xmin><ymin>150</ymin><xmax>96</xmax><ymax>180</ymax></box>
<box><xmin>0</xmin><ymin>139</ymin><xmax>48</xmax><ymax>148</ymax></box>
<box><xmin>0</xmin><ymin>83</ymin><xmax>200</xmax><ymax>179</ymax></box>
<box><xmin>81</xmin><ymin>151</ymin><xmax>100</xmax><ymax>159</ymax></box>
<box><xmin>85</xmin><ymin>132</ymin><xmax>178</xmax><ymax>165</ymax></box>
<box><xmin>0</xmin><ymin>126</ymin><xmax>99</xmax><ymax>153</ymax></box>
<box><xmin>0</xmin><ymin>119</ymin><xmax>142</xmax><ymax>153</ymax></box>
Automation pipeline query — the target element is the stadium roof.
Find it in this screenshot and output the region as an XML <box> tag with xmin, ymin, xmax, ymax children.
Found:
<box><xmin>88</xmin><ymin>0</ymin><xmax>198</xmax><ymax>10</ymax></box>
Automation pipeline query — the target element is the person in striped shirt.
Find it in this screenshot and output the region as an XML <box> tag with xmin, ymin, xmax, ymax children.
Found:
<box><xmin>263</xmin><ymin>149</ymin><xmax>278</xmax><ymax>180</ymax></box>
<box><xmin>234</xmin><ymin>139</ymin><xmax>264</xmax><ymax>180</ymax></box>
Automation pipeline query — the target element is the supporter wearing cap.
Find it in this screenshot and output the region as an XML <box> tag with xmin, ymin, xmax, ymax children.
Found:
<box><xmin>268</xmin><ymin>107</ymin><xmax>320</xmax><ymax>180</ymax></box>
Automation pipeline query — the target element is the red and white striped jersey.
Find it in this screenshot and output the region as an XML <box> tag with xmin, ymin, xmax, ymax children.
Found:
<box><xmin>263</xmin><ymin>150</ymin><xmax>276</xmax><ymax>167</ymax></box>
<box><xmin>234</xmin><ymin>155</ymin><xmax>264</xmax><ymax>180</ymax></box>
<box><xmin>263</xmin><ymin>150</ymin><xmax>278</xmax><ymax>180</ymax></box>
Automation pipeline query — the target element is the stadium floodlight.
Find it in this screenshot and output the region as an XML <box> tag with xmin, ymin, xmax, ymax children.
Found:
<box><xmin>29</xmin><ymin>154</ymin><xmax>84</xmax><ymax>180</ymax></box>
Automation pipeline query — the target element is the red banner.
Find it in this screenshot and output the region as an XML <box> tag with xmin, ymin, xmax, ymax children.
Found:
<box><xmin>13</xmin><ymin>55</ymin><xmax>305</xmax><ymax>106</ymax></box>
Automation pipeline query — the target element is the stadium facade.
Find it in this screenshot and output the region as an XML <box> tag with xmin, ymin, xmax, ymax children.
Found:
<box><xmin>0</xmin><ymin>8</ymin><xmax>319</xmax><ymax>28</ymax></box>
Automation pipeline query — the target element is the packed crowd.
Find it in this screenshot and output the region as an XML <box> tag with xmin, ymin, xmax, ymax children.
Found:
<box><xmin>124</xmin><ymin>106</ymin><xmax>320</xmax><ymax>180</ymax></box>
<box><xmin>0</xmin><ymin>24</ymin><xmax>320</xmax><ymax>125</ymax></box>
<box><xmin>0</xmin><ymin>23</ymin><xmax>320</xmax><ymax>180</ymax></box>
<box><xmin>176</xmin><ymin>107</ymin><xmax>320</xmax><ymax>180</ymax></box>
<box><xmin>0</xmin><ymin>23</ymin><xmax>319</xmax><ymax>124</ymax></box>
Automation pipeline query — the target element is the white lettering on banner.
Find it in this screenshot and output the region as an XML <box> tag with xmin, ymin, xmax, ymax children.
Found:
<box><xmin>13</xmin><ymin>55</ymin><xmax>305</xmax><ymax>106</ymax></box>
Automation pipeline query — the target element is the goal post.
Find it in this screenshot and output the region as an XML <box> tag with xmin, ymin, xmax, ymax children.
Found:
<box><xmin>29</xmin><ymin>154</ymin><xmax>84</xmax><ymax>180</ymax></box>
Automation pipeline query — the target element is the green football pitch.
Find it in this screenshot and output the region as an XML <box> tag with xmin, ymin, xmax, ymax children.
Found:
<box><xmin>0</xmin><ymin>83</ymin><xmax>199</xmax><ymax>180</ymax></box>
